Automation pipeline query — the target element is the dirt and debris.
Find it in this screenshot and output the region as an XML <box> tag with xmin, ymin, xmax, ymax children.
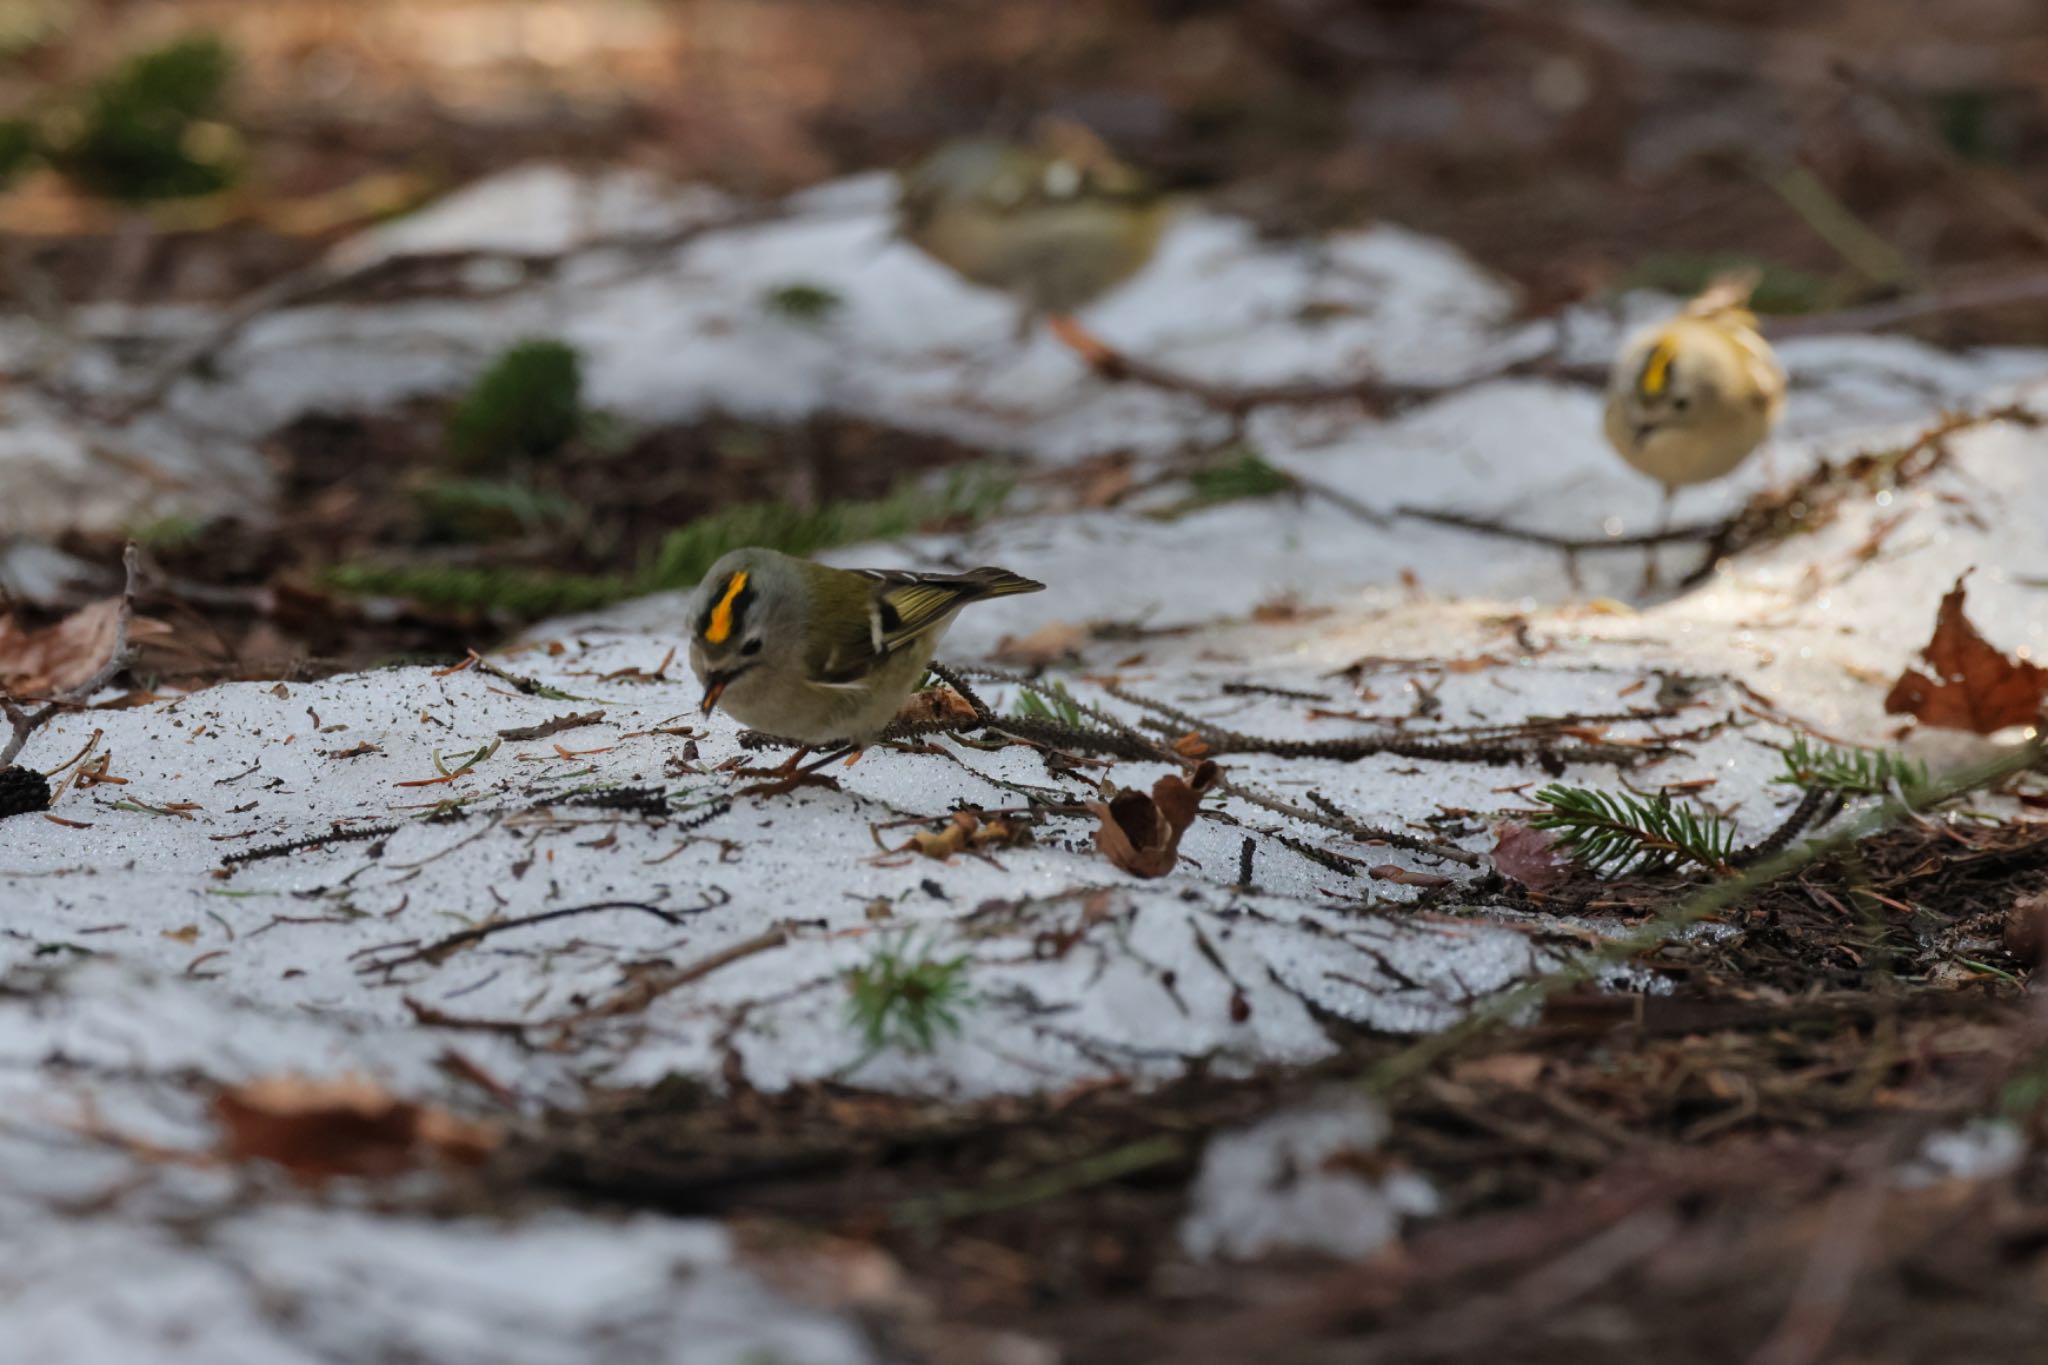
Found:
<box><xmin>479</xmin><ymin>807</ymin><xmax>2048</xmax><ymax>1362</ymax></box>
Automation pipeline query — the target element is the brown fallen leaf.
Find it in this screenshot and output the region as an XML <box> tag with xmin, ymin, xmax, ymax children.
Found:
<box><xmin>1368</xmin><ymin>864</ymin><xmax>1453</xmax><ymax>887</ymax></box>
<box><xmin>1883</xmin><ymin>572</ymin><xmax>2048</xmax><ymax>733</ymax></box>
<box><xmin>993</xmin><ymin>621</ymin><xmax>1088</xmax><ymax>667</ymax></box>
<box><xmin>1089</xmin><ymin>761</ymin><xmax>1219</xmax><ymax>878</ymax></box>
<box><xmin>213</xmin><ymin>1073</ymin><xmax>499</xmax><ymax>1186</ymax></box>
<box><xmin>890</xmin><ymin>809</ymin><xmax>1031</xmax><ymax>861</ymax></box>
<box><xmin>0</xmin><ymin>597</ymin><xmax>168</xmax><ymax>696</ymax></box>
<box><xmin>1491</xmin><ymin>820</ymin><xmax>1570</xmax><ymax>893</ymax></box>
<box><xmin>890</xmin><ymin>685</ymin><xmax>979</xmax><ymax>728</ymax></box>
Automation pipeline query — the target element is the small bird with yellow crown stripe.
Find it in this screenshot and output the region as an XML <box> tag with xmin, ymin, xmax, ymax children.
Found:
<box><xmin>1602</xmin><ymin>274</ymin><xmax>1786</xmax><ymax>588</ymax></box>
<box><xmin>687</xmin><ymin>547</ymin><xmax>1044</xmax><ymax>785</ymax></box>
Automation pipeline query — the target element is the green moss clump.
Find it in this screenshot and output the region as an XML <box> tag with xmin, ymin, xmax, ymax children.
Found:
<box><xmin>1186</xmin><ymin>448</ymin><xmax>1295</xmax><ymax>507</ymax></box>
<box><xmin>51</xmin><ymin>34</ymin><xmax>240</xmax><ymax>202</ymax></box>
<box><xmin>446</xmin><ymin>340</ymin><xmax>585</xmax><ymax>472</ymax></box>
<box><xmin>760</xmin><ymin>282</ymin><xmax>843</xmax><ymax>325</ymax></box>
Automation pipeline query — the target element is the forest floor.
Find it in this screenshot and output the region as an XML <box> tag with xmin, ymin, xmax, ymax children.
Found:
<box><xmin>6</xmin><ymin>4</ymin><xmax>2048</xmax><ymax>1362</ymax></box>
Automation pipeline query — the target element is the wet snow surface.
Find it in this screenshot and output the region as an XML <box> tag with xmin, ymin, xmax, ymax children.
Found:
<box><xmin>4</xmin><ymin>163</ymin><xmax>2048</xmax><ymax>1358</ymax></box>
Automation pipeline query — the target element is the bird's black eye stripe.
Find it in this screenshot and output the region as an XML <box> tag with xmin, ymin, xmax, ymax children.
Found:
<box><xmin>740</xmin><ymin>638</ymin><xmax>763</xmax><ymax>656</ymax></box>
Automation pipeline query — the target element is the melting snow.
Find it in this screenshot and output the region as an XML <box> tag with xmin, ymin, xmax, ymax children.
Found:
<box><xmin>4</xmin><ymin>160</ymin><xmax>2047</xmax><ymax>1355</ymax></box>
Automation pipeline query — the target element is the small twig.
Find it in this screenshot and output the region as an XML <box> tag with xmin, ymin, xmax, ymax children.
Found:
<box><xmin>1394</xmin><ymin>504</ymin><xmax>1725</xmax><ymax>552</ymax></box>
<box><xmin>1227</xmin><ymin>778</ymin><xmax>1481</xmax><ymax>867</ymax></box>
<box><xmin>496</xmin><ymin>710</ymin><xmax>607</xmax><ymax>742</ymax></box>
<box><xmin>221</xmin><ymin>823</ymin><xmax>398</xmax><ymax>868</ymax></box>
<box><xmin>1103</xmin><ymin>679</ymin><xmax>1655</xmax><ymax>770</ymax></box>
<box><xmin>0</xmin><ymin>544</ymin><xmax>141</xmax><ymax>771</ymax></box>
<box><xmin>359</xmin><ymin>893</ymin><xmax>730</xmax><ymax>974</ymax></box>
<box><xmin>1731</xmin><ymin>787</ymin><xmax>1846</xmax><ymax>868</ymax></box>
<box><xmin>562</xmin><ymin>925</ymin><xmax>791</xmax><ymax>1024</ymax></box>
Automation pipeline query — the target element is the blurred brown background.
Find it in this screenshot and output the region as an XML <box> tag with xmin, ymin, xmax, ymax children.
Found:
<box><xmin>4</xmin><ymin>0</ymin><xmax>2046</xmax><ymax>334</ymax></box>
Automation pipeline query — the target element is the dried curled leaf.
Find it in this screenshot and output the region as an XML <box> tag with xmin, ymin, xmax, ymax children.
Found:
<box><xmin>1883</xmin><ymin>573</ymin><xmax>2048</xmax><ymax>734</ymax></box>
<box><xmin>1490</xmin><ymin>820</ymin><xmax>1571</xmax><ymax>893</ymax></box>
<box><xmin>891</xmin><ymin>809</ymin><xmax>1031</xmax><ymax>861</ymax></box>
<box><xmin>213</xmin><ymin>1073</ymin><xmax>498</xmax><ymax>1186</ymax></box>
<box><xmin>1089</xmin><ymin>761</ymin><xmax>1219</xmax><ymax>878</ymax></box>
<box><xmin>891</xmin><ymin>684</ymin><xmax>979</xmax><ymax>728</ymax></box>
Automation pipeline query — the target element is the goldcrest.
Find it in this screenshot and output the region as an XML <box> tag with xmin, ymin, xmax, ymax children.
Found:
<box><xmin>688</xmin><ymin>546</ymin><xmax>1044</xmax><ymax>746</ymax></box>
<box><xmin>898</xmin><ymin>118</ymin><xmax>1169</xmax><ymax>320</ymax></box>
<box><xmin>1603</xmin><ymin>276</ymin><xmax>1786</xmax><ymax>499</ymax></box>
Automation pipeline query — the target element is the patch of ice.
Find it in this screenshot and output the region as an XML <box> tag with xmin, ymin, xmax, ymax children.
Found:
<box><xmin>1897</xmin><ymin>1118</ymin><xmax>2028</xmax><ymax>1190</ymax></box>
<box><xmin>1180</xmin><ymin>1090</ymin><xmax>1438</xmax><ymax>1262</ymax></box>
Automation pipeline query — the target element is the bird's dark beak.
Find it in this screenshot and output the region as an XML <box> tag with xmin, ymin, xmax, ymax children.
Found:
<box><xmin>699</xmin><ymin>673</ymin><xmax>732</xmax><ymax>715</ymax></box>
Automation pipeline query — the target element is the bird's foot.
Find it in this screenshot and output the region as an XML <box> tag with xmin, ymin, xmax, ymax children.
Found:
<box><xmin>735</xmin><ymin>744</ymin><xmax>856</xmax><ymax>798</ymax></box>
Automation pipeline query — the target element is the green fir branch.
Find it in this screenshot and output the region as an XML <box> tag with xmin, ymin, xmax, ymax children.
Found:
<box><xmin>1532</xmin><ymin>783</ymin><xmax>1737</xmax><ymax>876</ymax></box>
<box><xmin>1775</xmin><ymin>735</ymin><xmax>1930</xmax><ymax>799</ymax></box>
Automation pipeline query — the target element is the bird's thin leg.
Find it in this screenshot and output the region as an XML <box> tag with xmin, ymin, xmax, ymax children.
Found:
<box><xmin>1641</xmin><ymin>486</ymin><xmax>1675</xmax><ymax>594</ymax></box>
<box><xmin>795</xmin><ymin>744</ymin><xmax>854</xmax><ymax>774</ymax></box>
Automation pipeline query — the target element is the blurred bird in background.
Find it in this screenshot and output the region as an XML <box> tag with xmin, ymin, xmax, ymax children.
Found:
<box><xmin>898</xmin><ymin>117</ymin><xmax>1169</xmax><ymax>360</ymax></box>
<box><xmin>1603</xmin><ymin>274</ymin><xmax>1786</xmax><ymax>589</ymax></box>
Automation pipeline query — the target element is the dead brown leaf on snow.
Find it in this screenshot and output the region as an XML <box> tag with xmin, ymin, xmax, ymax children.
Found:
<box><xmin>1090</xmin><ymin>760</ymin><xmax>1219</xmax><ymax>878</ymax></box>
<box><xmin>0</xmin><ymin>597</ymin><xmax>169</xmax><ymax>696</ymax></box>
<box><xmin>1491</xmin><ymin>820</ymin><xmax>1571</xmax><ymax>893</ymax></box>
<box><xmin>993</xmin><ymin>621</ymin><xmax>1089</xmax><ymax>667</ymax></box>
<box><xmin>213</xmin><ymin>1073</ymin><xmax>499</xmax><ymax>1186</ymax></box>
<box><xmin>1883</xmin><ymin>572</ymin><xmax>2048</xmax><ymax>733</ymax></box>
